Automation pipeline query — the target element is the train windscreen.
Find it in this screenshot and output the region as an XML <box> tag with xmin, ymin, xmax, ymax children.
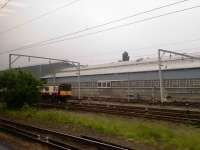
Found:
<box><xmin>59</xmin><ymin>84</ymin><xmax>71</xmax><ymax>91</ymax></box>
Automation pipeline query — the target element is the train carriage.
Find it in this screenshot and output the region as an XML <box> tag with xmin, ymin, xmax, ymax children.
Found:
<box><xmin>41</xmin><ymin>83</ymin><xmax>72</xmax><ymax>103</ymax></box>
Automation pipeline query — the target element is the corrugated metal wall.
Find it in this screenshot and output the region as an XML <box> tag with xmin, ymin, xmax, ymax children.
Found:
<box><xmin>50</xmin><ymin>67</ymin><xmax>200</xmax><ymax>83</ymax></box>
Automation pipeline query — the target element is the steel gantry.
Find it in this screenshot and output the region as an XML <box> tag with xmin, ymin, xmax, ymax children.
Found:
<box><xmin>9</xmin><ymin>53</ymin><xmax>81</xmax><ymax>99</ymax></box>
<box><xmin>158</xmin><ymin>49</ymin><xmax>199</xmax><ymax>103</ymax></box>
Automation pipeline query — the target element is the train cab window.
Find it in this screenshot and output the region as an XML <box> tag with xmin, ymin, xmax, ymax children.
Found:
<box><xmin>59</xmin><ymin>84</ymin><xmax>72</xmax><ymax>91</ymax></box>
<box><xmin>53</xmin><ymin>86</ymin><xmax>58</xmax><ymax>92</ymax></box>
<box><xmin>44</xmin><ymin>87</ymin><xmax>49</xmax><ymax>91</ymax></box>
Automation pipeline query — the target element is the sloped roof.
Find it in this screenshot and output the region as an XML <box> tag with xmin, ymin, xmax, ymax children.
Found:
<box><xmin>42</xmin><ymin>56</ymin><xmax>200</xmax><ymax>78</ymax></box>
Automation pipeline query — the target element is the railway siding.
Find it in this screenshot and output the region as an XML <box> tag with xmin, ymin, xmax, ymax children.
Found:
<box><xmin>1</xmin><ymin>104</ymin><xmax>200</xmax><ymax>150</ymax></box>
<box><xmin>67</xmin><ymin>101</ymin><xmax>200</xmax><ymax>125</ymax></box>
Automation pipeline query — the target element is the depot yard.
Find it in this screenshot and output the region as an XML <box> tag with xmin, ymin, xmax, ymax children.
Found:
<box><xmin>0</xmin><ymin>105</ymin><xmax>199</xmax><ymax>150</ymax></box>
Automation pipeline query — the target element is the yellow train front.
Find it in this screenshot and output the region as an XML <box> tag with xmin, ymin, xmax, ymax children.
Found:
<box><xmin>59</xmin><ymin>83</ymin><xmax>72</xmax><ymax>98</ymax></box>
<box><xmin>41</xmin><ymin>83</ymin><xmax>72</xmax><ymax>103</ymax></box>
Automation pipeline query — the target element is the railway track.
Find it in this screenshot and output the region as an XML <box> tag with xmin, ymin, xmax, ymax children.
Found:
<box><xmin>38</xmin><ymin>102</ymin><xmax>200</xmax><ymax>125</ymax></box>
<box><xmin>70</xmin><ymin>102</ymin><xmax>200</xmax><ymax>125</ymax></box>
<box><xmin>0</xmin><ymin>117</ymin><xmax>133</xmax><ymax>150</ymax></box>
<box><xmin>71</xmin><ymin>97</ymin><xmax>200</xmax><ymax>109</ymax></box>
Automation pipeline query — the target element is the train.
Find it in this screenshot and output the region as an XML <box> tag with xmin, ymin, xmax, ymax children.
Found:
<box><xmin>40</xmin><ymin>83</ymin><xmax>72</xmax><ymax>102</ymax></box>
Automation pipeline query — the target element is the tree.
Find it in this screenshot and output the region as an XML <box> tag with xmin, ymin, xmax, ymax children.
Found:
<box><xmin>0</xmin><ymin>69</ymin><xmax>42</xmax><ymax>109</ymax></box>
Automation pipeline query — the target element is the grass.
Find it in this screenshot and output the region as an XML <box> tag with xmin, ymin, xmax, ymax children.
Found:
<box><xmin>0</xmin><ymin>105</ymin><xmax>200</xmax><ymax>150</ymax></box>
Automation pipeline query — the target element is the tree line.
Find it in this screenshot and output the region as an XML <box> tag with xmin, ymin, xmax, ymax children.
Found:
<box><xmin>0</xmin><ymin>69</ymin><xmax>43</xmax><ymax>109</ymax></box>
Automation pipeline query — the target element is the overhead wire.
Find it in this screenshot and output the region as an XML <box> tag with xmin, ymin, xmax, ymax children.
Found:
<box><xmin>0</xmin><ymin>0</ymin><xmax>81</xmax><ymax>34</ymax></box>
<box><xmin>0</xmin><ymin>0</ymin><xmax>193</xmax><ymax>53</ymax></box>
<box><xmin>0</xmin><ymin>0</ymin><xmax>9</xmax><ymax>9</ymax></box>
<box><xmin>1</xmin><ymin>4</ymin><xmax>200</xmax><ymax>55</ymax></box>
<box><xmin>46</xmin><ymin>5</ymin><xmax>200</xmax><ymax>44</ymax></box>
<box><xmin>128</xmin><ymin>37</ymin><xmax>200</xmax><ymax>52</ymax></box>
<box><xmin>131</xmin><ymin>46</ymin><xmax>200</xmax><ymax>59</ymax></box>
<box><xmin>95</xmin><ymin>38</ymin><xmax>200</xmax><ymax>59</ymax></box>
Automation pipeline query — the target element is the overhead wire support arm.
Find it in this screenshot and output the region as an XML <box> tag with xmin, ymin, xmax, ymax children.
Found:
<box><xmin>159</xmin><ymin>49</ymin><xmax>200</xmax><ymax>60</ymax></box>
<box><xmin>8</xmin><ymin>53</ymin><xmax>81</xmax><ymax>99</ymax></box>
<box><xmin>157</xmin><ymin>49</ymin><xmax>200</xmax><ymax>103</ymax></box>
<box><xmin>10</xmin><ymin>56</ymin><xmax>21</xmax><ymax>65</ymax></box>
<box><xmin>9</xmin><ymin>53</ymin><xmax>79</xmax><ymax>64</ymax></box>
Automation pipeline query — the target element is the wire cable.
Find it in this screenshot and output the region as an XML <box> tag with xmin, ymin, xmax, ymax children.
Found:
<box><xmin>49</xmin><ymin>5</ymin><xmax>200</xmax><ymax>44</ymax></box>
<box><xmin>129</xmin><ymin>46</ymin><xmax>200</xmax><ymax>59</ymax></box>
<box><xmin>1</xmin><ymin>4</ymin><xmax>199</xmax><ymax>55</ymax></box>
<box><xmin>128</xmin><ymin>37</ymin><xmax>200</xmax><ymax>52</ymax></box>
<box><xmin>2</xmin><ymin>0</ymin><xmax>192</xmax><ymax>52</ymax></box>
<box><xmin>0</xmin><ymin>0</ymin><xmax>9</xmax><ymax>9</ymax></box>
<box><xmin>0</xmin><ymin>0</ymin><xmax>80</xmax><ymax>34</ymax></box>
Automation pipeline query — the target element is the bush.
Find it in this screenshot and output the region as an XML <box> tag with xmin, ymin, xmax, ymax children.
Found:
<box><xmin>0</xmin><ymin>69</ymin><xmax>42</xmax><ymax>109</ymax></box>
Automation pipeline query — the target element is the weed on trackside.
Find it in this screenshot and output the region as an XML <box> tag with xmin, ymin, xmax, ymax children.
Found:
<box><xmin>0</xmin><ymin>105</ymin><xmax>200</xmax><ymax>150</ymax></box>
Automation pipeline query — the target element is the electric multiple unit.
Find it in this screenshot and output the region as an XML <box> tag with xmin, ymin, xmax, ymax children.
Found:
<box><xmin>41</xmin><ymin>83</ymin><xmax>72</xmax><ymax>101</ymax></box>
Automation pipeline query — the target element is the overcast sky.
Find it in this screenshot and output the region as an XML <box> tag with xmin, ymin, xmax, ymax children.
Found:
<box><xmin>0</xmin><ymin>0</ymin><xmax>200</xmax><ymax>69</ymax></box>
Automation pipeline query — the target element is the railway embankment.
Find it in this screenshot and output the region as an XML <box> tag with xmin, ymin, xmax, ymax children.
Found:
<box><xmin>0</xmin><ymin>104</ymin><xmax>200</xmax><ymax>150</ymax></box>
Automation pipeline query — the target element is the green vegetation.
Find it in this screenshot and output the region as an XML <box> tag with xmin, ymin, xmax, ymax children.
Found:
<box><xmin>0</xmin><ymin>105</ymin><xmax>199</xmax><ymax>150</ymax></box>
<box><xmin>0</xmin><ymin>69</ymin><xmax>42</xmax><ymax>109</ymax></box>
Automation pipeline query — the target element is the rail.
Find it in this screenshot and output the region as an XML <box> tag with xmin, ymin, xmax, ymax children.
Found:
<box><xmin>0</xmin><ymin>117</ymin><xmax>133</xmax><ymax>150</ymax></box>
<box><xmin>38</xmin><ymin>102</ymin><xmax>200</xmax><ymax>125</ymax></box>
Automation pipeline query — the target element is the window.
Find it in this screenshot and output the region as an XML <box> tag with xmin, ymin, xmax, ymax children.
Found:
<box><xmin>59</xmin><ymin>84</ymin><xmax>71</xmax><ymax>90</ymax></box>
<box><xmin>97</xmin><ymin>82</ymin><xmax>101</xmax><ymax>87</ymax></box>
<box><xmin>97</xmin><ymin>81</ymin><xmax>111</xmax><ymax>88</ymax></box>
<box><xmin>107</xmin><ymin>82</ymin><xmax>111</xmax><ymax>87</ymax></box>
<box><xmin>102</xmin><ymin>82</ymin><xmax>106</xmax><ymax>87</ymax></box>
<box><xmin>53</xmin><ymin>86</ymin><xmax>58</xmax><ymax>92</ymax></box>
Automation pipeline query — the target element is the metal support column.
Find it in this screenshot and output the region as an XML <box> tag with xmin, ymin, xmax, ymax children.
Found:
<box><xmin>77</xmin><ymin>63</ymin><xmax>81</xmax><ymax>99</ymax></box>
<box><xmin>127</xmin><ymin>72</ymin><xmax>130</xmax><ymax>102</ymax></box>
<box><xmin>8</xmin><ymin>53</ymin><xmax>82</xmax><ymax>98</ymax></box>
<box><xmin>39</xmin><ymin>64</ymin><xmax>42</xmax><ymax>77</ymax></box>
<box><xmin>157</xmin><ymin>49</ymin><xmax>199</xmax><ymax>103</ymax></box>
<box><xmin>158</xmin><ymin>49</ymin><xmax>165</xmax><ymax>103</ymax></box>
<box><xmin>9</xmin><ymin>54</ymin><xmax>11</xmax><ymax>69</ymax></box>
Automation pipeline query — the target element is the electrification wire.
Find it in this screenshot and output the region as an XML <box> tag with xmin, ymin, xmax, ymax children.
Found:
<box><xmin>1</xmin><ymin>0</ymin><xmax>192</xmax><ymax>53</ymax></box>
<box><xmin>1</xmin><ymin>4</ymin><xmax>199</xmax><ymax>55</ymax></box>
<box><xmin>90</xmin><ymin>38</ymin><xmax>200</xmax><ymax>59</ymax></box>
<box><xmin>39</xmin><ymin>5</ymin><xmax>200</xmax><ymax>45</ymax></box>
<box><xmin>128</xmin><ymin>37</ymin><xmax>200</xmax><ymax>52</ymax></box>
<box><xmin>0</xmin><ymin>0</ymin><xmax>9</xmax><ymax>9</ymax></box>
<box><xmin>0</xmin><ymin>0</ymin><xmax>80</xmax><ymax>34</ymax></box>
<box><xmin>129</xmin><ymin>46</ymin><xmax>200</xmax><ymax>59</ymax></box>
